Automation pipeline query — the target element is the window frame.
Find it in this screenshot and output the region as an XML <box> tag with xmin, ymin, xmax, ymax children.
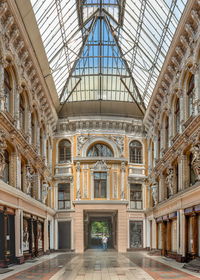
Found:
<box><xmin>129</xmin><ymin>140</ymin><xmax>143</xmax><ymax>164</ymax></box>
<box><xmin>94</xmin><ymin>172</ymin><xmax>107</xmax><ymax>199</ymax></box>
<box><xmin>130</xmin><ymin>183</ymin><xmax>143</xmax><ymax>210</ymax></box>
<box><xmin>58</xmin><ymin>183</ymin><xmax>71</xmax><ymax>209</ymax></box>
<box><xmin>58</xmin><ymin>139</ymin><xmax>71</xmax><ymax>163</ymax></box>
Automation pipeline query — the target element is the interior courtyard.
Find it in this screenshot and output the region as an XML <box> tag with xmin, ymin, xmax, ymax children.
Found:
<box><xmin>0</xmin><ymin>0</ymin><xmax>200</xmax><ymax>279</ymax></box>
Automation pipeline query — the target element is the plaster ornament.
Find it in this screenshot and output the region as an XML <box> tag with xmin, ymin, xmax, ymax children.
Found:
<box><xmin>111</xmin><ymin>136</ymin><xmax>124</xmax><ymax>156</ymax></box>
<box><xmin>76</xmin><ymin>161</ymin><xmax>81</xmax><ymax>172</ymax></box>
<box><xmin>121</xmin><ymin>161</ymin><xmax>126</xmax><ymax>171</ymax></box>
<box><xmin>166</xmin><ymin>168</ymin><xmax>174</xmax><ymax>196</ymax></box>
<box><xmin>76</xmin><ymin>189</ymin><xmax>81</xmax><ymax>200</ymax></box>
<box><xmin>120</xmin><ymin>190</ymin><xmax>125</xmax><ymax>200</ymax></box>
<box><xmin>151</xmin><ymin>182</ymin><xmax>158</xmax><ymax>205</ymax></box>
<box><xmin>191</xmin><ymin>142</ymin><xmax>200</xmax><ymax>181</ymax></box>
<box><xmin>93</xmin><ymin>160</ymin><xmax>108</xmax><ymax>171</ymax></box>
<box><xmin>77</xmin><ymin>135</ymin><xmax>88</xmax><ymax>154</ymax></box>
<box><xmin>0</xmin><ymin>130</ymin><xmax>7</xmax><ymax>179</ymax></box>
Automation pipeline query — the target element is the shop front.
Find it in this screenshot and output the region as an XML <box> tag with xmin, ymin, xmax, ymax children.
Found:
<box><xmin>0</xmin><ymin>206</ymin><xmax>15</xmax><ymax>267</ymax></box>
<box><xmin>184</xmin><ymin>205</ymin><xmax>200</xmax><ymax>260</ymax></box>
<box><xmin>156</xmin><ymin>212</ymin><xmax>178</xmax><ymax>259</ymax></box>
<box><xmin>23</xmin><ymin>213</ymin><xmax>44</xmax><ymax>259</ymax></box>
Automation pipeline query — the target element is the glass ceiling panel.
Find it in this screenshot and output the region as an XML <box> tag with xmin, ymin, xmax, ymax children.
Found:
<box><xmin>30</xmin><ymin>0</ymin><xmax>188</xmax><ymax>108</ymax></box>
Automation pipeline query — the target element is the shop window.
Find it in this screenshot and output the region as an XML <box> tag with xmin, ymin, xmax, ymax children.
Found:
<box><xmin>129</xmin><ymin>140</ymin><xmax>143</xmax><ymax>164</ymax></box>
<box><xmin>130</xmin><ymin>184</ymin><xmax>142</xmax><ymax>209</ymax></box>
<box><xmin>187</xmin><ymin>75</ymin><xmax>194</xmax><ymax>117</ymax></box>
<box><xmin>175</xmin><ymin>99</ymin><xmax>180</xmax><ymax>134</ymax></box>
<box><xmin>19</xmin><ymin>95</ymin><xmax>25</xmax><ymax>131</ymax></box>
<box><xmin>4</xmin><ymin>69</ymin><xmax>11</xmax><ymax>112</ymax></box>
<box><xmin>3</xmin><ymin>150</ymin><xmax>9</xmax><ymax>184</ymax></box>
<box><xmin>130</xmin><ymin>221</ymin><xmax>143</xmax><ymax>248</ymax></box>
<box><xmin>87</xmin><ymin>143</ymin><xmax>113</xmax><ymax>157</ymax></box>
<box><xmin>94</xmin><ymin>172</ymin><xmax>107</xmax><ymax>198</ymax></box>
<box><xmin>58</xmin><ymin>183</ymin><xmax>70</xmax><ymax>209</ymax></box>
<box><xmin>58</xmin><ymin>139</ymin><xmax>71</xmax><ymax>163</ymax></box>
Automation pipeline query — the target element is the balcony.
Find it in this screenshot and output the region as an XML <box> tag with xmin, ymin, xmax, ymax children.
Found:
<box><xmin>54</xmin><ymin>165</ymin><xmax>72</xmax><ymax>179</ymax></box>
<box><xmin>128</xmin><ymin>167</ymin><xmax>146</xmax><ymax>180</ymax></box>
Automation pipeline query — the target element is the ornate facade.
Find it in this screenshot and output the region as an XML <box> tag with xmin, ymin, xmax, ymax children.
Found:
<box><xmin>0</xmin><ymin>0</ymin><xmax>199</xmax><ymax>268</ymax></box>
<box><xmin>144</xmin><ymin>0</ymin><xmax>200</xmax><ymax>262</ymax></box>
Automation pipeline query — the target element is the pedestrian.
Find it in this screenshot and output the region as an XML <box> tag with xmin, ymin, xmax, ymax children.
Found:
<box><xmin>102</xmin><ymin>235</ymin><xmax>108</xmax><ymax>251</ymax></box>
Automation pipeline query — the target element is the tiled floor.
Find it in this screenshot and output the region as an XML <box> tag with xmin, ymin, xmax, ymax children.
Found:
<box><xmin>1</xmin><ymin>250</ymin><xmax>200</xmax><ymax>280</ymax></box>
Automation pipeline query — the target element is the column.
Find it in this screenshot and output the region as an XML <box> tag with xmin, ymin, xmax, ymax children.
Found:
<box><xmin>15</xmin><ymin>150</ymin><xmax>21</xmax><ymax>189</ymax></box>
<box><xmin>179</xmin><ymin>90</ymin><xmax>185</xmax><ymax>133</ymax></box>
<box><xmin>14</xmin><ymin>89</ymin><xmax>20</xmax><ymax>129</ymax></box>
<box><xmin>43</xmin><ymin>218</ymin><xmax>49</xmax><ymax>252</ymax></box>
<box><xmin>180</xmin><ymin>154</ymin><xmax>189</xmax><ymax>190</ymax></box>
<box><xmin>154</xmin><ymin>135</ymin><xmax>158</xmax><ymax>161</ymax></box>
<box><xmin>166</xmin><ymin>221</ymin><xmax>171</xmax><ymax>252</ymax></box>
<box><xmin>54</xmin><ymin>219</ymin><xmax>58</xmax><ymax>250</ymax></box>
<box><xmin>191</xmin><ymin>214</ymin><xmax>198</xmax><ymax>256</ymax></box>
<box><xmin>27</xmin><ymin>111</ymin><xmax>32</xmax><ymax>144</ymax></box>
<box><xmin>90</xmin><ymin>170</ymin><xmax>94</xmax><ymax>199</ymax></box>
<box><xmin>0</xmin><ymin>62</ymin><xmax>5</xmax><ymax>111</ymax></box>
<box><xmin>179</xmin><ymin>209</ymin><xmax>186</xmax><ymax>258</ymax></box>
<box><xmin>152</xmin><ymin>219</ymin><xmax>157</xmax><ymax>249</ymax></box>
<box><xmin>36</xmin><ymin>125</ymin><xmax>40</xmax><ymax>154</ymax></box>
<box><xmin>159</xmin><ymin>174</ymin><xmax>166</xmax><ymax>202</ymax></box>
<box><xmin>15</xmin><ymin>209</ymin><xmax>24</xmax><ymax>263</ymax></box>
<box><xmin>120</xmin><ymin>162</ymin><xmax>125</xmax><ymax>200</ymax></box>
<box><xmin>76</xmin><ymin>162</ymin><xmax>81</xmax><ymax>199</ymax></box>
<box><xmin>107</xmin><ymin>171</ymin><xmax>110</xmax><ymax>200</ymax></box>
<box><xmin>168</xmin><ymin>111</ymin><xmax>173</xmax><ymax>146</ymax></box>
<box><xmin>43</xmin><ymin>134</ymin><xmax>47</xmax><ymax>164</ymax></box>
<box><xmin>74</xmin><ymin>206</ymin><xmax>84</xmax><ymax>253</ymax></box>
<box><xmin>193</xmin><ymin>65</ymin><xmax>200</xmax><ymax>115</ymax></box>
<box><xmin>118</xmin><ymin>207</ymin><xmax>127</xmax><ymax>252</ymax></box>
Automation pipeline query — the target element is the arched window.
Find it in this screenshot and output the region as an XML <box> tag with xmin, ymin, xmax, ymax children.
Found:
<box><xmin>59</xmin><ymin>140</ymin><xmax>71</xmax><ymax>163</ymax></box>
<box><xmin>175</xmin><ymin>99</ymin><xmax>180</xmax><ymax>134</ymax></box>
<box><xmin>3</xmin><ymin>150</ymin><xmax>9</xmax><ymax>184</ymax></box>
<box><xmin>19</xmin><ymin>95</ymin><xmax>25</xmax><ymax>131</ymax></box>
<box><xmin>187</xmin><ymin>75</ymin><xmax>194</xmax><ymax>117</ymax></box>
<box><xmin>129</xmin><ymin>140</ymin><xmax>143</xmax><ymax>164</ymax></box>
<box><xmin>4</xmin><ymin>69</ymin><xmax>11</xmax><ymax>112</ymax></box>
<box><xmin>87</xmin><ymin>143</ymin><xmax>113</xmax><ymax>157</ymax></box>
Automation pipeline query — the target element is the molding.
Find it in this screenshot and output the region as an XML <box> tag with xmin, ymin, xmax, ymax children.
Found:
<box><xmin>73</xmin><ymin>200</ymin><xmax>129</xmax><ymax>205</ymax></box>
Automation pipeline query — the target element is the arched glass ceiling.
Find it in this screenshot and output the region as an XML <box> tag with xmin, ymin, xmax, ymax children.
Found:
<box><xmin>30</xmin><ymin>0</ymin><xmax>188</xmax><ymax>109</ymax></box>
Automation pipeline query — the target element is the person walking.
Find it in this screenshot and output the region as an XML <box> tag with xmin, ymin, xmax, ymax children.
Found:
<box><xmin>102</xmin><ymin>235</ymin><xmax>108</xmax><ymax>251</ymax></box>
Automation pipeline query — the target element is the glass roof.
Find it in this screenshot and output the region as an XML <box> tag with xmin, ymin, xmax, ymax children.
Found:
<box><xmin>30</xmin><ymin>0</ymin><xmax>188</xmax><ymax>110</ymax></box>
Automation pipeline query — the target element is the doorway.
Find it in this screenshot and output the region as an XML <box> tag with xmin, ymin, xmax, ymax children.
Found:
<box><xmin>84</xmin><ymin>211</ymin><xmax>117</xmax><ymax>250</ymax></box>
<box><xmin>58</xmin><ymin>221</ymin><xmax>71</xmax><ymax>249</ymax></box>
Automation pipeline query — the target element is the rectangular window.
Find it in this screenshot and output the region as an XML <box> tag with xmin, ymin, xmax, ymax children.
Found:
<box><xmin>58</xmin><ymin>183</ymin><xmax>70</xmax><ymax>209</ymax></box>
<box><xmin>94</xmin><ymin>172</ymin><xmax>107</xmax><ymax>198</ymax></box>
<box><xmin>130</xmin><ymin>184</ymin><xmax>142</xmax><ymax>209</ymax></box>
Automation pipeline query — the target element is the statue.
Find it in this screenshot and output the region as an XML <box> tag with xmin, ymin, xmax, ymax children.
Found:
<box><xmin>166</xmin><ymin>168</ymin><xmax>174</xmax><ymax>196</ymax></box>
<box><xmin>42</xmin><ymin>181</ymin><xmax>49</xmax><ymax>203</ymax></box>
<box><xmin>151</xmin><ymin>181</ymin><xmax>158</xmax><ymax>205</ymax></box>
<box><xmin>26</xmin><ymin>164</ymin><xmax>33</xmax><ymax>195</ymax></box>
<box><xmin>191</xmin><ymin>142</ymin><xmax>200</xmax><ymax>181</ymax></box>
<box><xmin>0</xmin><ymin>129</ymin><xmax>7</xmax><ymax>179</ymax></box>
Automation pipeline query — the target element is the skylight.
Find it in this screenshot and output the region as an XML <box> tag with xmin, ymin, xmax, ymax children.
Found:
<box><xmin>30</xmin><ymin>0</ymin><xmax>188</xmax><ymax>108</ymax></box>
